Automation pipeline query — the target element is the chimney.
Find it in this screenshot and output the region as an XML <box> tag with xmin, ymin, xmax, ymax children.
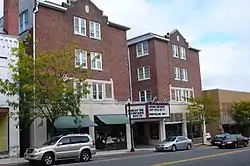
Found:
<box><xmin>4</xmin><ymin>0</ymin><xmax>19</xmax><ymax>36</ymax></box>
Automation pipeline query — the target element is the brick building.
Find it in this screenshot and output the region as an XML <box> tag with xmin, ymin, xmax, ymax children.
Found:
<box><xmin>127</xmin><ymin>30</ymin><xmax>202</xmax><ymax>145</ymax></box>
<box><xmin>16</xmin><ymin>0</ymin><xmax>132</xmax><ymax>155</ymax></box>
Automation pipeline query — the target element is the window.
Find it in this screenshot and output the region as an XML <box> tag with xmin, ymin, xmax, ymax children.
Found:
<box><xmin>177</xmin><ymin>36</ymin><xmax>180</xmax><ymax>41</ymax></box>
<box><xmin>59</xmin><ymin>137</ymin><xmax>71</xmax><ymax>145</ymax></box>
<box><xmin>92</xmin><ymin>83</ymin><xmax>103</xmax><ymax>100</ymax></box>
<box><xmin>136</xmin><ymin>42</ymin><xmax>149</xmax><ymax>57</ymax></box>
<box><xmin>139</xmin><ymin>90</ymin><xmax>152</xmax><ymax>102</ymax></box>
<box><xmin>19</xmin><ymin>11</ymin><xmax>28</xmax><ymax>33</ymax></box>
<box><xmin>181</xmin><ymin>68</ymin><xmax>188</xmax><ymax>81</ymax></box>
<box><xmin>174</xmin><ymin>67</ymin><xmax>181</xmax><ymax>80</ymax></box>
<box><xmin>75</xmin><ymin>49</ymin><xmax>87</xmax><ymax>68</ymax></box>
<box><xmin>74</xmin><ymin>81</ymin><xmax>88</xmax><ymax>99</ymax></box>
<box><xmin>89</xmin><ymin>21</ymin><xmax>101</xmax><ymax>39</ymax></box>
<box><xmin>70</xmin><ymin>136</ymin><xmax>89</xmax><ymax>144</ymax></box>
<box><xmin>105</xmin><ymin>83</ymin><xmax>113</xmax><ymax>99</ymax></box>
<box><xmin>74</xmin><ymin>17</ymin><xmax>86</xmax><ymax>36</ymax></box>
<box><xmin>137</xmin><ymin>66</ymin><xmax>150</xmax><ymax>81</ymax></box>
<box><xmin>171</xmin><ymin>88</ymin><xmax>194</xmax><ymax>102</ymax></box>
<box><xmin>172</xmin><ymin>44</ymin><xmax>179</xmax><ymax>58</ymax></box>
<box><xmin>180</xmin><ymin>47</ymin><xmax>186</xmax><ymax>59</ymax></box>
<box><xmin>91</xmin><ymin>52</ymin><xmax>102</xmax><ymax>70</ymax></box>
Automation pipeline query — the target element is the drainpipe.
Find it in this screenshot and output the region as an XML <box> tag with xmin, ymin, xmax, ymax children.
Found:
<box><xmin>127</xmin><ymin>48</ymin><xmax>133</xmax><ymax>102</ymax></box>
<box><xmin>32</xmin><ymin>0</ymin><xmax>39</xmax><ymax>146</ymax></box>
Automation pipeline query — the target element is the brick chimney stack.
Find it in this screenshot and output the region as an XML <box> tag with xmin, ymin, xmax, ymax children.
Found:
<box><xmin>4</xmin><ymin>0</ymin><xmax>19</xmax><ymax>36</ymax></box>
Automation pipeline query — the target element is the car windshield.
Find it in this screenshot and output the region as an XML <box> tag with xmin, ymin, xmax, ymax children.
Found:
<box><xmin>223</xmin><ymin>135</ymin><xmax>236</xmax><ymax>140</ymax></box>
<box><xmin>43</xmin><ymin>136</ymin><xmax>61</xmax><ymax>145</ymax></box>
<box><xmin>215</xmin><ymin>134</ymin><xmax>227</xmax><ymax>138</ymax></box>
<box><xmin>162</xmin><ymin>136</ymin><xmax>177</xmax><ymax>142</ymax></box>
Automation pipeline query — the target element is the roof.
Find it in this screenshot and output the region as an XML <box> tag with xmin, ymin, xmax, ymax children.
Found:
<box><xmin>107</xmin><ymin>21</ymin><xmax>130</xmax><ymax>31</ymax></box>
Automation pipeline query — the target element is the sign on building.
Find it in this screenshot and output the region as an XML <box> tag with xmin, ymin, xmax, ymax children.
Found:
<box><xmin>126</xmin><ymin>103</ymin><xmax>170</xmax><ymax>119</ymax></box>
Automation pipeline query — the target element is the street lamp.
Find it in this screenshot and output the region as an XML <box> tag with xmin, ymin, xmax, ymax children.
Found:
<box><xmin>127</xmin><ymin>103</ymin><xmax>135</xmax><ymax>152</ymax></box>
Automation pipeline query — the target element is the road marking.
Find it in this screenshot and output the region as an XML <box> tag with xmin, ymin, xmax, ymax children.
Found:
<box><xmin>151</xmin><ymin>148</ymin><xmax>250</xmax><ymax>166</ymax></box>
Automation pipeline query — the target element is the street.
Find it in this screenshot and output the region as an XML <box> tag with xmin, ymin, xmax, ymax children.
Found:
<box><xmin>57</xmin><ymin>146</ymin><xmax>250</xmax><ymax>166</ymax></box>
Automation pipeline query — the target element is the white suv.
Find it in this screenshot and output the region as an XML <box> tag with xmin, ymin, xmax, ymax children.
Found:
<box><xmin>24</xmin><ymin>134</ymin><xmax>96</xmax><ymax>166</ymax></box>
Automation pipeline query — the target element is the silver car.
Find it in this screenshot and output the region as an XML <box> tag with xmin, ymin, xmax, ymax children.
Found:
<box><xmin>24</xmin><ymin>134</ymin><xmax>96</xmax><ymax>166</ymax></box>
<box><xmin>155</xmin><ymin>136</ymin><xmax>193</xmax><ymax>152</ymax></box>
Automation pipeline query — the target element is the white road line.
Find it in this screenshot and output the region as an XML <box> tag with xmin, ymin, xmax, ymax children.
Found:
<box><xmin>62</xmin><ymin>146</ymin><xmax>217</xmax><ymax>166</ymax></box>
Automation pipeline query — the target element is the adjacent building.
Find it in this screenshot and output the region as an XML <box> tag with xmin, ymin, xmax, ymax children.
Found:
<box><xmin>127</xmin><ymin>30</ymin><xmax>202</xmax><ymax>146</ymax></box>
<box><xmin>17</xmin><ymin>0</ymin><xmax>131</xmax><ymax>155</ymax></box>
<box><xmin>0</xmin><ymin>0</ymin><xmax>20</xmax><ymax>158</ymax></box>
<box><xmin>203</xmin><ymin>89</ymin><xmax>250</xmax><ymax>136</ymax></box>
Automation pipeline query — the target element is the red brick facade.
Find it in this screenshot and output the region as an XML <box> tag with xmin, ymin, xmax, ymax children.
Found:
<box><xmin>128</xmin><ymin>30</ymin><xmax>202</xmax><ymax>102</ymax></box>
<box><xmin>34</xmin><ymin>0</ymin><xmax>130</xmax><ymax>101</ymax></box>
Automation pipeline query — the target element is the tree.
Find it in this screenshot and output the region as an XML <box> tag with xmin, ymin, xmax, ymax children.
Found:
<box><xmin>0</xmin><ymin>38</ymin><xmax>89</xmax><ymax>134</ymax></box>
<box><xmin>186</xmin><ymin>96</ymin><xmax>220</xmax><ymax>143</ymax></box>
<box><xmin>232</xmin><ymin>101</ymin><xmax>250</xmax><ymax>125</ymax></box>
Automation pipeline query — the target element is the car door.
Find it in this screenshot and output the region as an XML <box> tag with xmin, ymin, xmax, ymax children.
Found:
<box><xmin>54</xmin><ymin>137</ymin><xmax>72</xmax><ymax>159</ymax></box>
<box><xmin>176</xmin><ymin>137</ymin><xmax>185</xmax><ymax>149</ymax></box>
<box><xmin>70</xmin><ymin>136</ymin><xmax>90</xmax><ymax>157</ymax></box>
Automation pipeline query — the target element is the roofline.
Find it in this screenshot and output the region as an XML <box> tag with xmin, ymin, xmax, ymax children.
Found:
<box><xmin>203</xmin><ymin>88</ymin><xmax>250</xmax><ymax>94</ymax></box>
<box><xmin>39</xmin><ymin>1</ymin><xmax>67</xmax><ymax>11</ymax></box>
<box><xmin>188</xmin><ymin>47</ymin><xmax>201</xmax><ymax>52</ymax></box>
<box><xmin>127</xmin><ymin>33</ymin><xmax>170</xmax><ymax>46</ymax></box>
<box><xmin>107</xmin><ymin>21</ymin><xmax>130</xmax><ymax>31</ymax></box>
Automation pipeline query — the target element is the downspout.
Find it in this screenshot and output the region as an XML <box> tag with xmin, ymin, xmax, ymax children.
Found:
<box><xmin>127</xmin><ymin>47</ymin><xmax>133</xmax><ymax>102</ymax></box>
<box><xmin>32</xmin><ymin>0</ymin><xmax>39</xmax><ymax>146</ymax></box>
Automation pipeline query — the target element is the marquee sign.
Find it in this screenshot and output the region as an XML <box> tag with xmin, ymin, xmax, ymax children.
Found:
<box><xmin>126</xmin><ymin>103</ymin><xmax>170</xmax><ymax>119</ymax></box>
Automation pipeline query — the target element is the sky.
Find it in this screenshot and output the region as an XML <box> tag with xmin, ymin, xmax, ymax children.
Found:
<box><xmin>0</xmin><ymin>0</ymin><xmax>250</xmax><ymax>91</ymax></box>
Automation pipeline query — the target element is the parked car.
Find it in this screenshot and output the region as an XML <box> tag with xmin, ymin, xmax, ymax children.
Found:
<box><xmin>211</xmin><ymin>133</ymin><xmax>230</xmax><ymax>146</ymax></box>
<box><xmin>24</xmin><ymin>134</ymin><xmax>96</xmax><ymax>166</ymax></box>
<box><xmin>217</xmin><ymin>134</ymin><xmax>248</xmax><ymax>149</ymax></box>
<box><xmin>155</xmin><ymin>136</ymin><xmax>193</xmax><ymax>152</ymax></box>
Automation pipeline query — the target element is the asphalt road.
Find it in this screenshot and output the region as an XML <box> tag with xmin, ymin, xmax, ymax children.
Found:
<box><xmin>56</xmin><ymin>146</ymin><xmax>250</xmax><ymax>166</ymax></box>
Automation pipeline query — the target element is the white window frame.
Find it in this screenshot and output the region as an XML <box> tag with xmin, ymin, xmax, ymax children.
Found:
<box><xmin>174</xmin><ymin>67</ymin><xmax>181</xmax><ymax>80</ymax></box>
<box><xmin>172</xmin><ymin>44</ymin><xmax>179</xmax><ymax>58</ymax></box>
<box><xmin>137</xmin><ymin>66</ymin><xmax>150</xmax><ymax>81</ymax></box>
<box><xmin>75</xmin><ymin>49</ymin><xmax>88</xmax><ymax>68</ymax></box>
<box><xmin>91</xmin><ymin>52</ymin><xmax>102</xmax><ymax>70</ymax></box>
<box><xmin>19</xmin><ymin>11</ymin><xmax>28</xmax><ymax>33</ymax></box>
<box><xmin>181</xmin><ymin>68</ymin><xmax>188</xmax><ymax>81</ymax></box>
<box><xmin>73</xmin><ymin>81</ymin><xmax>88</xmax><ymax>100</ymax></box>
<box><xmin>136</xmin><ymin>41</ymin><xmax>149</xmax><ymax>57</ymax></box>
<box><xmin>139</xmin><ymin>90</ymin><xmax>152</xmax><ymax>102</ymax></box>
<box><xmin>89</xmin><ymin>21</ymin><xmax>101</xmax><ymax>39</ymax></box>
<box><xmin>170</xmin><ymin>87</ymin><xmax>194</xmax><ymax>102</ymax></box>
<box><xmin>74</xmin><ymin>16</ymin><xmax>87</xmax><ymax>36</ymax></box>
<box><xmin>92</xmin><ymin>82</ymin><xmax>103</xmax><ymax>100</ymax></box>
<box><xmin>180</xmin><ymin>47</ymin><xmax>186</xmax><ymax>60</ymax></box>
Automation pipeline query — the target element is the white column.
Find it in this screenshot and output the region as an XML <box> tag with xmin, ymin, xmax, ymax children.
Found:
<box><xmin>202</xmin><ymin>116</ymin><xmax>208</xmax><ymax>144</ymax></box>
<box><xmin>126</xmin><ymin>124</ymin><xmax>132</xmax><ymax>150</ymax></box>
<box><xmin>89</xmin><ymin>115</ymin><xmax>95</xmax><ymax>141</ymax></box>
<box><xmin>159</xmin><ymin>119</ymin><xmax>166</xmax><ymax>141</ymax></box>
<box><xmin>182</xmin><ymin>113</ymin><xmax>188</xmax><ymax>137</ymax></box>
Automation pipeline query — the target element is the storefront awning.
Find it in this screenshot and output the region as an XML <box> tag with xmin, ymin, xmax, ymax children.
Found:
<box><xmin>95</xmin><ymin>114</ymin><xmax>130</xmax><ymax>125</ymax></box>
<box><xmin>54</xmin><ymin>116</ymin><xmax>97</xmax><ymax>129</ymax></box>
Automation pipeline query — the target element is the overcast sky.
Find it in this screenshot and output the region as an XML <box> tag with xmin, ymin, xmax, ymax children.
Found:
<box><xmin>1</xmin><ymin>0</ymin><xmax>250</xmax><ymax>92</ymax></box>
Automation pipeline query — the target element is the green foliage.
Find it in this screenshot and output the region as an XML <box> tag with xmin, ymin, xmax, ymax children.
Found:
<box><xmin>0</xmin><ymin>37</ymin><xmax>89</xmax><ymax>127</ymax></box>
<box><xmin>232</xmin><ymin>101</ymin><xmax>250</xmax><ymax>126</ymax></box>
<box><xmin>186</xmin><ymin>97</ymin><xmax>220</xmax><ymax>124</ymax></box>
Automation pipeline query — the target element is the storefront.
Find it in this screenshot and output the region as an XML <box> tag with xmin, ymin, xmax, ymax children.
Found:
<box><xmin>94</xmin><ymin>114</ymin><xmax>129</xmax><ymax>151</ymax></box>
<box><xmin>126</xmin><ymin>103</ymin><xmax>170</xmax><ymax>146</ymax></box>
<box><xmin>165</xmin><ymin>113</ymin><xmax>184</xmax><ymax>137</ymax></box>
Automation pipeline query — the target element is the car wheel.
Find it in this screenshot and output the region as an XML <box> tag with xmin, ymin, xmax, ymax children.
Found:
<box><xmin>186</xmin><ymin>144</ymin><xmax>192</xmax><ymax>150</ymax></box>
<box><xmin>42</xmin><ymin>152</ymin><xmax>54</xmax><ymax>166</ymax></box>
<box><xmin>171</xmin><ymin>145</ymin><xmax>177</xmax><ymax>152</ymax></box>
<box><xmin>244</xmin><ymin>141</ymin><xmax>248</xmax><ymax>147</ymax></box>
<box><xmin>218</xmin><ymin>145</ymin><xmax>222</xmax><ymax>149</ymax></box>
<box><xmin>80</xmin><ymin>150</ymin><xmax>91</xmax><ymax>162</ymax></box>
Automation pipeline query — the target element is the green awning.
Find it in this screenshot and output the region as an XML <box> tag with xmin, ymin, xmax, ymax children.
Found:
<box><xmin>96</xmin><ymin>114</ymin><xmax>129</xmax><ymax>125</ymax></box>
<box><xmin>54</xmin><ymin>116</ymin><xmax>97</xmax><ymax>129</ymax></box>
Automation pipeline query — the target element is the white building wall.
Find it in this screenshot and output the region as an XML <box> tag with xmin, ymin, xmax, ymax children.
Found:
<box><xmin>0</xmin><ymin>34</ymin><xmax>20</xmax><ymax>157</ymax></box>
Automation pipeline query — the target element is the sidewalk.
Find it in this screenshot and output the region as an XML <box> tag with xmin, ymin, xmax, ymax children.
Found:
<box><xmin>0</xmin><ymin>143</ymin><xmax>210</xmax><ymax>165</ymax></box>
